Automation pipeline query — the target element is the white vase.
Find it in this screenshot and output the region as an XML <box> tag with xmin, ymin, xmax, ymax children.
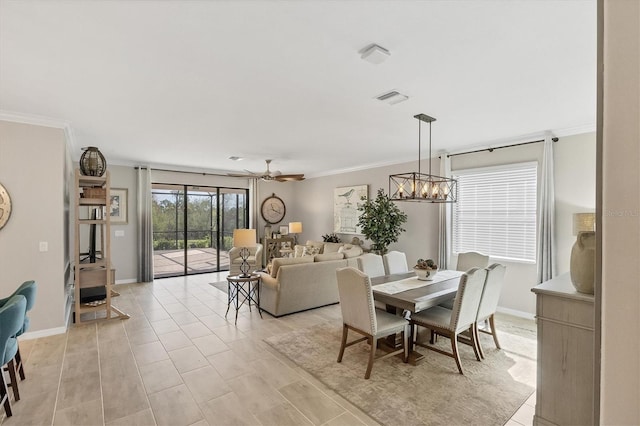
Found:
<box><xmin>569</xmin><ymin>231</ymin><xmax>595</xmax><ymax>294</ymax></box>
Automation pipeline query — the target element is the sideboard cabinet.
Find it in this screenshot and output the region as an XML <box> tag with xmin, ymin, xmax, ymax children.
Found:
<box><xmin>262</xmin><ymin>237</ymin><xmax>295</xmax><ymax>264</ymax></box>
<box><xmin>531</xmin><ymin>273</ymin><xmax>594</xmax><ymax>426</ymax></box>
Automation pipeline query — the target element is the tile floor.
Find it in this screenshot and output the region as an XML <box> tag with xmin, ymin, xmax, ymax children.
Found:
<box><xmin>1</xmin><ymin>272</ymin><xmax>536</xmax><ymax>426</ymax></box>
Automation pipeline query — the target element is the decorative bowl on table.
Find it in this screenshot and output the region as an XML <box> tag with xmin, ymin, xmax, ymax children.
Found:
<box><xmin>413</xmin><ymin>267</ymin><xmax>437</xmax><ymax>281</ymax></box>
<box><xmin>414</xmin><ymin>258</ymin><xmax>438</xmax><ymax>281</ymax></box>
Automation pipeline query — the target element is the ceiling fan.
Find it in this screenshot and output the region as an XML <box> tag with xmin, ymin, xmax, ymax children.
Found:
<box><xmin>228</xmin><ymin>159</ymin><xmax>305</xmax><ymax>182</ymax></box>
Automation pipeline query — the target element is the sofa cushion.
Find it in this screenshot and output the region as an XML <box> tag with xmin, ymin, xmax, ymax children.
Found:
<box><xmin>271</xmin><ymin>256</ymin><xmax>314</xmax><ymax>277</ymax></box>
<box><xmin>339</xmin><ymin>244</ymin><xmax>363</xmax><ymax>258</ymax></box>
<box><xmin>322</xmin><ymin>242</ymin><xmax>343</xmax><ymax>253</ymax></box>
<box><xmin>293</xmin><ymin>244</ymin><xmax>305</xmax><ymax>258</ymax></box>
<box><xmin>314</xmin><ymin>252</ymin><xmax>344</xmax><ymax>262</ymax></box>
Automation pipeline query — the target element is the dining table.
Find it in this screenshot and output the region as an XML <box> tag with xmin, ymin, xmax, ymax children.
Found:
<box><xmin>371</xmin><ymin>269</ymin><xmax>464</xmax><ymax>363</ymax></box>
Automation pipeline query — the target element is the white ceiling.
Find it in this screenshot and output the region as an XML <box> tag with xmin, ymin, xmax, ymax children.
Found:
<box><xmin>0</xmin><ymin>0</ymin><xmax>596</xmax><ymax>178</ymax></box>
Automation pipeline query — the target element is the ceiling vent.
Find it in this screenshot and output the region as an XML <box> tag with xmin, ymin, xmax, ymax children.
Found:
<box><xmin>376</xmin><ymin>90</ymin><xmax>409</xmax><ymax>105</ymax></box>
<box><xmin>361</xmin><ymin>44</ymin><xmax>390</xmax><ymax>64</ymax></box>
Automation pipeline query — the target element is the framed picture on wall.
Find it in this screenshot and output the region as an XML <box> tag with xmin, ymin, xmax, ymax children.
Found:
<box><xmin>110</xmin><ymin>188</ymin><xmax>128</xmax><ymax>224</ymax></box>
<box><xmin>279</xmin><ymin>225</ymin><xmax>289</xmax><ymax>235</ymax></box>
<box><xmin>334</xmin><ymin>184</ymin><xmax>368</xmax><ymax>234</ymax></box>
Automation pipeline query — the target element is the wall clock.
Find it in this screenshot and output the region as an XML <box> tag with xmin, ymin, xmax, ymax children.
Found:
<box><xmin>261</xmin><ymin>193</ymin><xmax>286</xmax><ymax>224</ymax></box>
<box><xmin>0</xmin><ymin>183</ymin><xmax>12</xmax><ymax>231</ymax></box>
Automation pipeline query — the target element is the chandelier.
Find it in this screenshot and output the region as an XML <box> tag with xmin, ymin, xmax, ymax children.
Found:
<box><xmin>389</xmin><ymin>114</ymin><xmax>458</xmax><ymax>203</ymax></box>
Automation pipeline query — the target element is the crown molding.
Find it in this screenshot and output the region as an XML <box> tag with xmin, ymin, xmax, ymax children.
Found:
<box><xmin>0</xmin><ymin>110</ymin><xmax>77</xmax><ymax>153</ymax></box>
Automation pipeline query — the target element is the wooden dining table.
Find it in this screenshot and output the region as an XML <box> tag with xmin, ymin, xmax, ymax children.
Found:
<box><xmin>371</xmin><ymin>269</ymin><xmax>464</xmax><ymax>363</ymax></box>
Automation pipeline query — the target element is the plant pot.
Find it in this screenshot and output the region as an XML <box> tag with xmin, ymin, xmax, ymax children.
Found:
<box><xmin>570</xmin><ymin>231</ymin><xmax>595</xmax><ymax>294</ymax></box>
<box><xmin>414</xmin><ymin>268</ymin><xmax>437</xmax><ymax>281</ymax></box>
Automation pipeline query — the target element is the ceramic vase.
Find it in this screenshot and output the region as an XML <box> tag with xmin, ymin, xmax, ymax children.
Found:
<box><xmin>569</xmin><ymin>231</ymin><xmax>595</xmax><ymax>294</ymax></box>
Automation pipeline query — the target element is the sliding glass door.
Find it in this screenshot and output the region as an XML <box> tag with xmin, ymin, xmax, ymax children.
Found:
<box><xmin>151</xmin><ymin>184</ymin><xmax>248</xmax><ymax>278</ymax></box>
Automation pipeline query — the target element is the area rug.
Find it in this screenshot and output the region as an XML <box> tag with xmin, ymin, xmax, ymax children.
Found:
<box><xmin>210</xmin><ymin>281</ymin><xmax>228</xmax><ymax>293</ymax></box>
<box><xmin>265</xmin><ymin>316</ymin><xmax>536</xmax><ymax>426</ymax></box>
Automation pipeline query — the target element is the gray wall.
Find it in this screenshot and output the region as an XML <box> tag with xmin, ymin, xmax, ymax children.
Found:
<box><xmin>0</xmin><ymin>120</ymin><xmax>69</xmax><ymax>333</ymax></box>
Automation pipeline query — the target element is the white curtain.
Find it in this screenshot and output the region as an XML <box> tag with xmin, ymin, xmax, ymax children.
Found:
<box><xmin>438</xmin><ymin>154</ymin><xmax>452</xmax><ymax>270</ymax></box>
<box><xmin>137</xmin><ymin>167</ymin><xmax>154</xmax><ymax>282</ymax></box>
<box><xmin>537</xmin><ymin>132</ymin><xmax>556</xmax><ymax>283</ymax></box>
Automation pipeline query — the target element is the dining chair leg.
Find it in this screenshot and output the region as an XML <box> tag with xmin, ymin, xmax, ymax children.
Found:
<box><xmin>469</xmin><ymin>325</ymin><xmax>482</xmax><ymax>362</ymax></box>
<box><xmin>489</xmin><ymin>314</ymin><xmax>501</xmax><ymax>349</ymax></box>
<box><xmin>402</xmin><ymin>329</ymin><xmax>409</xmax><ymax>363</ymax></box>
<box><xmin>0</xmin><ymin>365</ymin><xmax>12</xmax><ymax>417</ymax></box>
<box><xmin>451</xmin><ymin>333</ymin><xmax>464</xmax><ymax>375</ymax></box>
<box><xmin>337</xmin><ymin>324</ymin><xmax>348</xmax><ymax>363</ymax></box>
<box><xmin>474</xmin><ymin>322</ymin><xmax>486</xmax><ymax>359</ymax></box>
<box><xmin>6</xmin><ymin>360</ymin><xmax>19</xmax><ymax>401</ymax></box>
<box><xmin>15</xmin><ymin>347</ymin><xmax>25</xmax><ymax>380</ymax></box>
<box><xmin>365</xmin><ymin>336</ymin><xmax>376</xmax><ymax>379</ymax></box>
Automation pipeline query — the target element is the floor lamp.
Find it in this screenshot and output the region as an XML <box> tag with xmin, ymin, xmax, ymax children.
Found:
<box><xmin>233</xmin><ymin>229</ymin><xmax>257</xmax><ymax>277</ymax></box>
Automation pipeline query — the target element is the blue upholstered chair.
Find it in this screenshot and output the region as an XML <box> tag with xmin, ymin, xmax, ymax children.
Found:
<box><xmin>0</xmin><ymin>295</ymin><xmax>27</xmax><ymax>417</ymax></box>
<box><xmin>0</xmin><ymin>280</ymin><xmax>37</xmax><ymax>381</ymax></box>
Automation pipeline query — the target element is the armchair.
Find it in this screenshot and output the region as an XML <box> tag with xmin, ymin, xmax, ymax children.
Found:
<box><xmin>228</xmin><ymin>243</ymin><xmax>263</xmax><ymax>276</ymax></box>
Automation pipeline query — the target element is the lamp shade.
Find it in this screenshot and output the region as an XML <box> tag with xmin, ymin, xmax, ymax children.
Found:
<box><xmin>233</xmin><ymin>229</ymin><xmax>257</xmax><ymax>248</ymax></box>
<box><xmin>573</xmin><ymin>213</ymin><xmax>595</xmax><ymax>235</ymax></box>
<box><xmin>288</xmin><ymin>222</ymin><xmax>302</xmax><ymax>234</ymax></box>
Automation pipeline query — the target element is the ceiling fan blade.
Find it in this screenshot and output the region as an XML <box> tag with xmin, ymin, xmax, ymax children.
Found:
<box><xmin>275</xmin><ymin>174</ymin><xmax>305</xmax><ymax>182</ymax></box>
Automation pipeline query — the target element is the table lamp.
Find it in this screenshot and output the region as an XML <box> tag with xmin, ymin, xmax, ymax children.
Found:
<box><xmin>288</xmin><ymin>222</ymin><xmax>302</xmax><ymax>245</ymax></box>
<box><xmin>233</xmin><ymin>228</ymin><xmax>257</xmax><ymax>277</ymax></box>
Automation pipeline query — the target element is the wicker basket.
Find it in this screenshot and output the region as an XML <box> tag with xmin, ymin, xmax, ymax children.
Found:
<box><xmin>82</xmin><ymin>187</ymin><xmax>106</xmax><ymax>198</ymax></box>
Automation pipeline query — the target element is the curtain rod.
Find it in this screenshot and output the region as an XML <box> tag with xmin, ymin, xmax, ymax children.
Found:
<box><xmin>446</xmin><ymin>137</ymin><xmax>559</xmax><ymax>158</ymax></box>
<box><xmin>134</xmin><ymin>166</ymin><xmax>233</xmax><ymax>178</ymax></box>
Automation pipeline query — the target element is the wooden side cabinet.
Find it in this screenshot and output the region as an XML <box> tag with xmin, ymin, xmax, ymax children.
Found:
<box><xmin>531</xmin><ymin>273</ymin><xmax>595</xmax><ymax>426</ymax></box>
<box><xmin>262</xmin><ymin>237</ymin><xmax>295</xmax><ymax>264</ymax></box>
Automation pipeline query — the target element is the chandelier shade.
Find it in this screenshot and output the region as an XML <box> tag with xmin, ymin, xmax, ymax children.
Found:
<box><xmin>389</xmin><ymin>114</ymin><xmax>458</xmax><ymax>203</ymax></box>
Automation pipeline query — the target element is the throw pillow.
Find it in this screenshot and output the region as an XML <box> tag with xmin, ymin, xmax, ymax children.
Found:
<box><xmin>293</xmin><ymin>245</ymin><xmax>305</xmax><ymax>258</ymax></box>
<box><xmin>302</xmin><ymin>245</ymin><xmax>321</xmax><ymax>257</ymax></box>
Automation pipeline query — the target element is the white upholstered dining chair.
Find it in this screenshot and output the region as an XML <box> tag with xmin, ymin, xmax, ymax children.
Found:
<box><xmin>356</xmin><ymin>253</ymin><xmax>386</xmax><ymax>278</ymax></box>
<box><xmin>456</xmin><ymin>251</ymin><xmax>490</xmax><ymax>272</ymax></box>
<box><xmin>336</xmin><ymin>267</ymin><xmax>409</xmax><ymax>379</ymax></box>
<box><xmin>439</xmin><ymin>251</ymin><xmax>491</xmax><ymax>310</ymax></box>
<box><xmin>410</xmin><ymin>267</ymin><xmax>487</xmax><ymax>374</ymax></box>
<box><xmin>383</xmin><ymin>251</ymin><xmax>409</xmax><ymax>275</ymax></box>
<box><xmin>474</xmin><ymin>263</ymin><xmax>507</xmax><ymax>358</ymax></box>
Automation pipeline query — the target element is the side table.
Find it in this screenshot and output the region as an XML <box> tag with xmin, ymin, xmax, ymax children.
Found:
<box><xmin>225</xmin><ymin>274</ymin><xmax>263</xmax><ymax>324</ymax></box>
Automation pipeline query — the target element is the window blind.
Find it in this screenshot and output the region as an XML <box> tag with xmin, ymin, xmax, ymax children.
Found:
<box><xmin>452</xmin><ymin>162</ymin><xmax>538</xmax><ymax>262</ymax></box>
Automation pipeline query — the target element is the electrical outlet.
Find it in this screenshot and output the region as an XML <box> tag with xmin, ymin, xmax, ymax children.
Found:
<box><xmin>115</xmin><ymin>230</ymin><xmax>125</xmax><ymax>237</ymax></box>
<box><xmin>39</xmin><ymin>241</ymin><xmax>48</xmax><ymax>252</ymax></box>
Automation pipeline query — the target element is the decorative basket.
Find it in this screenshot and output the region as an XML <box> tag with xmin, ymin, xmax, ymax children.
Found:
<box><xmin>82</xmin><ymin>187</ymin><xmax>106</xmax><ymax>198</ymax></box>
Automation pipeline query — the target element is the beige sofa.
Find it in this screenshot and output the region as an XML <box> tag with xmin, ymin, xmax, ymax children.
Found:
<box><xmin>257</xmin><ymin>241</ymin><xmax>363</xmax><ymax>317</ymax></box>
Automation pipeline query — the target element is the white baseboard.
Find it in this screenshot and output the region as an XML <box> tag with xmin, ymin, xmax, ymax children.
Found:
<box><xmin>497</xmin><ymin>306</ymin><xmax>535</xmax><ymax>320</ymax></box>
<box><xmin>115</xmin><ymin>279</ymin><xmax>138</xmax><ymax>284</ymax></box>
<box><xmin>20</xmin><ymin>326</ymin><xmax>67</xmax><ymax>340</ymax></box>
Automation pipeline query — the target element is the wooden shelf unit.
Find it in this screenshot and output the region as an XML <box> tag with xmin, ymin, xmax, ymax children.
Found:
<box><xmin>73</xmin><ymin>169</ymin><xmax>129</xmax><ymax>323</ymax></box>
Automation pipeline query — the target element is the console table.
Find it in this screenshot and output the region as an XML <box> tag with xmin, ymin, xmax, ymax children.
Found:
<box><xmin>262</xmin><ymin>237</ymin><xmax>295</xmax><ymax>264</ymax></box>
<box><xmin>531</xmin><ymin>273</ymin><xmax>595</xmax><ymax>426</ymax></box>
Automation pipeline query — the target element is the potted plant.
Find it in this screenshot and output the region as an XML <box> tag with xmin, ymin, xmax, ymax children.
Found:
<box><xmin>357</xmin><ymin>188</ymin><xmax>408</xmax><ymax>255</ymax></box>
<box><xmin>414</xmin><ymin>258</ymin><xmax>438</xmax><ymax>281</ymax></box>
<box><xmin>322</xmin><ymin>232</ymin><xmax>341</xmax><ymax>243</ymax></box>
